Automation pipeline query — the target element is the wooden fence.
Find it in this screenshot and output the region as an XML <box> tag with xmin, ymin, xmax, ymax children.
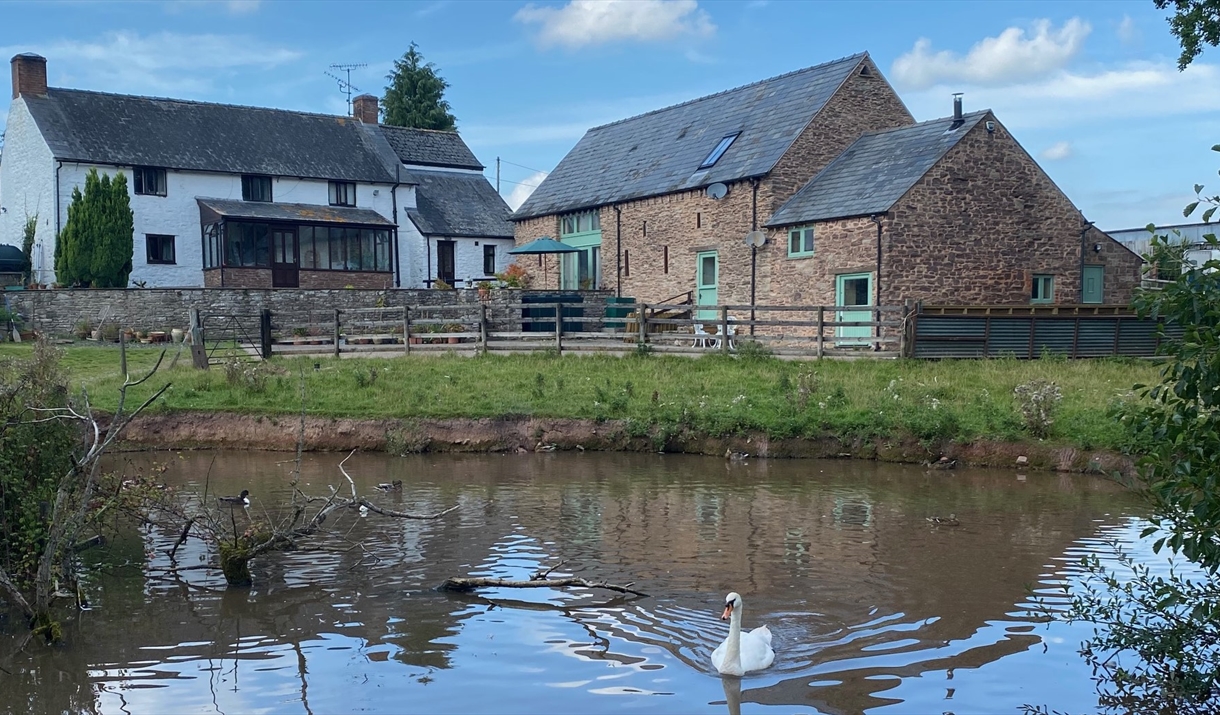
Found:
<box><xmin>194</xmin><ymin>301</ymin><xmax>1175</xmax><ymax>363</ymax></box>
<box><xmin>210</xmin><ymin>301</ymin><xmax>914</xmax><ymax>360</ymax></box>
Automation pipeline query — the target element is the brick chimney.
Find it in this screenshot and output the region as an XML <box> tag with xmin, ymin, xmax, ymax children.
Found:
<box><xmin>11</xmin><ymin>53</ymin><xmax>47</xmax><ymax>100</ymax></box>
<box><xmin>352</xmin><ymin>94</ymin><xmax>379</xmax><ymax>124</ymax></box>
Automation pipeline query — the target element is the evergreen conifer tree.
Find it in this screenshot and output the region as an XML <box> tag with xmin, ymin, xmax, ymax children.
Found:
<box><xmin>54</xmin><ymin>169</ymin><xmax>133</xmax><ymax>288</ymax></box>
<box><xmin>382</xmin><ymin>43</ymin><xmax>458</xmax><ymax>131</ymax></box>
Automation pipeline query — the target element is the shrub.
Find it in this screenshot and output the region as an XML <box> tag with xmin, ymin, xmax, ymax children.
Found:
<box><xmin>1013</xmin><ymin>379</ymin><xmax>1062</xmax><ymax>438</ymax></box>
<box><xmin>223</xmin><ymin>358</ymin><xmax>275</xmax><ymax>393</ymax></box>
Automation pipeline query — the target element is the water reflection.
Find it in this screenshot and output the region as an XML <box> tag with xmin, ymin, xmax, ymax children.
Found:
<box><xmin>0</xmin><ymin>451</ymin><xmax>1144</xmax><ymax>714</ymax></box>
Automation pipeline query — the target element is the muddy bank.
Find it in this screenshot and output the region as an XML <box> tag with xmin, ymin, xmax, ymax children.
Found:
<box><xmin>116</xmin><ymin>411</ymin><xmax>1136</xmax><ymax>476</ymax></box>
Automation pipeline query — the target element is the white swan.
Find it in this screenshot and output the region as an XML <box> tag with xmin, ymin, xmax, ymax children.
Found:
<box><xmin>711</xmin><ymin>592</ymin><xmax>775</xmax><ymax>676</ymax></box>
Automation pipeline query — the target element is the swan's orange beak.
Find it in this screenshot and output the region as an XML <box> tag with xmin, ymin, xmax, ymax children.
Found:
<box><xmin>721</xmin><ymin>603</ymin><xmax>733</xmax><ymax>621</ymax></box>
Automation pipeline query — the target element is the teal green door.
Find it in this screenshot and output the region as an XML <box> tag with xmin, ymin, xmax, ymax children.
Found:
<box><xmin>836</xmin><ymin>272</ymin><xmax>873</xmax><ymax>343</ymax></box>
<box><xmin>1083</xmin><ymin>265</ymin><xmax>1104</xmax><ymax>304</ymax></box>
<box><xmin>695</xmin><ymin>251</ymin><xmax>718</xmax><ymax>321</ymax></box>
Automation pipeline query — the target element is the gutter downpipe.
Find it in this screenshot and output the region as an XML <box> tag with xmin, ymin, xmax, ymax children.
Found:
<box><xmin>750</xmin><ymin>178</ymin><xmax>759</xmax><ymax>336</ymax></box>
<box><xmin>392</xmin><ymin>168</ymin><xmax>401</xmax><ymax>288</ymax></box>
<box><xmin>53</xmin><ymin>160</ymin><xmax>63</xmax><ymax>284</ymax></box>
<box><xmin>615</xmin><ymin>206</ymin><xmax>622</xmax><ymax>297</ymax></box>
<box><xmin>872</xmin><ymin>213</ymin><xmax>884</xmax><ymax>346</ymax></box>
<box><xmin>1079</xmin><ymin>219</ymin><xmax>1095</xmax><ymax>303</ymax></box>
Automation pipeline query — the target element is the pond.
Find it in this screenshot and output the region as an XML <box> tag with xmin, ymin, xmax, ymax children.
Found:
<box><xmin>1</xmin><ymin>451</ymin><xmax>1150</xmax><ymax>714</ymax></box>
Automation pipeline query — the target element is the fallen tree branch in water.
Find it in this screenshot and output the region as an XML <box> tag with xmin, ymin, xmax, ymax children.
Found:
<box><xmin>439</xmin><ymin>575</ymin><xmax>648</xmax><ymax>598</ymax></box>
<box><xmin>356</xmin><ymin>499</ymin><xmax>459</xmax><ymax>520</ymax></box>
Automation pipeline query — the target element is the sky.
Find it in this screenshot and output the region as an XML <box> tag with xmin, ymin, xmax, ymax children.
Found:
<box><xmin>1</xmin><ymin>0</ymin><xmax>1216</xmax><ymax>231</ymax></box>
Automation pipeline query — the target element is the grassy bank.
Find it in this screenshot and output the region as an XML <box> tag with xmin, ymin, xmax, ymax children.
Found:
<box><xmin>0</xmin><ymin>342</ymin><xmax>1161</xmax><ymax>454</ymax></box>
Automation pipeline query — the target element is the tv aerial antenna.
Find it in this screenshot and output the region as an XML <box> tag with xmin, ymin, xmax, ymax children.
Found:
<box><xmin>325</xmin><ymin>63</ymin><xmax>367</xmax><ymax>113</ymax></box>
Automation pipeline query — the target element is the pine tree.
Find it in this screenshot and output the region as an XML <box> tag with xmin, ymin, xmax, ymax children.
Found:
<box><xmin>20</xmin><ymin>215</ymin><xmax>36</xmax><ymax>286</ymax></box>
<box><xmin>382</xmin><ymin>43</ymin><xmax>458</xmax><ymax>131</ymax></box>
<box><xmin>55</xmin><ymin>169</ymin><xmax>134</xmax><ymax>288</ymax></box>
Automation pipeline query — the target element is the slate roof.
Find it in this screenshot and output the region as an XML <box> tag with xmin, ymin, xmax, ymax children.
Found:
<box><xmin>406</xmin><ymin>169</ymin><xmax>514</xmax><ymax>238</ymax></box>
<box><xmin>22</xmin><ymin>88</ymin><xmax>399</xmax><ymax>183</ymax></box>
<box><xmin>379</xmin><ymin>126</ymin><xmax>483</xmax><ymax>170</ymax></box>
<box><xmin>767</xmin><ymin>111</ymin><xmax>989</xmax><ymax>227</ymax></box>
<box><xmin>196</xmin><ymin>198</ymin><xmax>395</xmax><ymax>226</ymax></box>
<box><xmin>513</xmin><ymin>53</ymin><xmax>870</xmax><ymax>220</ymax></box>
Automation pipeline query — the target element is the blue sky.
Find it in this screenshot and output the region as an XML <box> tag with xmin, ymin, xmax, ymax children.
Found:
<box><xmin>1</xmin><ymin>0</ymin><xmax>1216</xmax><ymax>230</ymax></box>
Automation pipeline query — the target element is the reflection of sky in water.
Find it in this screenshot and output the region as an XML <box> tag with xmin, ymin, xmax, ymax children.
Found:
<box><xmin>4</xmin><ymin>452</ymin><xmax>1159</xmax><ymax>714</ymax></box>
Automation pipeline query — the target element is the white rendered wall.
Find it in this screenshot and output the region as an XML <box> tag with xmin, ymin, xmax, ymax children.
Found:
<box><xmin>0</xmin><ymin>99</ymin><xmax>56</xmax><ymax>284</ymax></box>
<box><xmin>53</xmin><ymin>166</ymin><xmax>398</xmax><ymax>287</ymax></box>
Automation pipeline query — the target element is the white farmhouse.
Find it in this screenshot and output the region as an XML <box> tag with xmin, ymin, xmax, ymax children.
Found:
<box><xmin>0</xmin><ymin>53</ymin><xmax>513</xmax><ymax>289</ymax></box>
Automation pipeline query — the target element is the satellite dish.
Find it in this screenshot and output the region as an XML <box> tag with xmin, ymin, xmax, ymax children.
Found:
<box><xmin>744</xmin><ymin>230</ymin><xmax>767</xmax><ymax>247</ymax></box>
<box><xmin>706</xmin><ymin>182</ymin><xmax>729</xmax><ymax>200</ymax></box>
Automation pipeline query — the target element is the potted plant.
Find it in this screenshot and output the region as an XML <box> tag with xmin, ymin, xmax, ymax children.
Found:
<box><xmin>476</xmin><ymin>280</ymin><xmax>492</xmax><ymax>301</ymax></box>
<box><xmin>74</xmin><ymin>319</ymin><xmax>93</xmax><ymax>340</ymax></box>
<box><xmin>495</xmin><ymin>264</ymin><xmax>533</xmax><ymax>289</ymax></box>
<box><xmin>291</xmin><ymin>327</ymin><xmax>309</xmax><ymax>345</ymax></box>
<box><xmin>100</xmin><ymin>323</ymin><xmax>121</xmax><ymax>343</ymax></box>
<box><xmin>433</xmin><ymin>278</ymin><xmax>453</xmax><ymax>291</ymax></box>
<box><xmin>444</xmin><ymin>323</ymin><xmax>463</xmax><ymax>344</ymax></box>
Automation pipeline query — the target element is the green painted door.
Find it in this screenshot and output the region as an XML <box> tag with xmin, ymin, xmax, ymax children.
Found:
<box><xmin>1083</xmin><ymin>265</ymin><xmax>1104</xmax><ymax>304</ymax></box>
<box><xmin>836</xmin><ymin>272</ymin><xmax>873</xmax><ymax>344</ymax></box>
<box><xmin>695</xmin><ymin>251</ymin><xmax>718</xmax><ymax>321</ymax></box>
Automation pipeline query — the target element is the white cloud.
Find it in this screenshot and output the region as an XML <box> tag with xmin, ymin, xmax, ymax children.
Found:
<box><xmin>0</xmin><ymin>31</ymin><xmax>301</xmax><ymax>96</ymax></box>
<box><xmin>892</xmin><ymin>18</ymin><xmax>1091</xmax><ymax>89</ymax></box>
<box><xmin>1040</xmin><ymin>141</ymin><xmax>1073</xmax><ymax>160</ymax></box>
<box><xmin>901</xmin><ymin>60</ymin><xmax>1220</xmax><ymax>129</ymax></box>
<box><xmin>1117</xmin><ymin>14</ymin><xmax>1139</xmax><ymax>45</ymax></box>
<box><xmin>506</xmin><ymin>171</ymin><xmax>549</xmax><ymax>211</ymax></box>
<box><xmin>515</xmin><ymin>0</ymin><xmax>715</xmax><ymax>50</ymax></box>
<box><xmin>225</xmin><ymin>0</ymin><xmax>260</xmax><ymax>14</ymax></box>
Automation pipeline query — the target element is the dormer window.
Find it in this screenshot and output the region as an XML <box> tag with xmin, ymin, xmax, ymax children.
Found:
<box><xmin>242</xmin><ymin>175</ymin><xmax>272</xmax><ymax>202</ymax></box>
<box><xmin>134</xmin><ymin>167</ymin><xmax>166</xmax><ymax>196</ymax></box>
<box><xmin>698</xmin><ymin>133</ymin><xmax>739</xmax><ymax>170</ymax></box>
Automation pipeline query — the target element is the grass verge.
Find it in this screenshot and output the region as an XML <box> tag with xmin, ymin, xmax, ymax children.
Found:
<box><xmin>0</xmin><ymin>342</ymin><xmax>1161</xmax><ymax>455</ymax></box>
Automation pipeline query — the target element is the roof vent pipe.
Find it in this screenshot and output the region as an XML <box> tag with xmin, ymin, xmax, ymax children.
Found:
<box><xmin>951</xmin><ymin>93</ymin><xmax>964</xmax><ymax>129</ymax></box>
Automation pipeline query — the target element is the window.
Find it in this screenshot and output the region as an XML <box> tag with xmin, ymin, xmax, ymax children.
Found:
<box><xmin>483</xmin><ymin>244</ymin><xmax>496</xmax><ymax>276</ymax></box>
<box><xmin>329</xmin><ymin>181</ymin><xmax>356</xmax><ymax>207</ymax></box>
<box><xmin>698</xmin><ymin>133</ymin><xmax>739</xmax><ymax>169</ymax></box>
<box><xmin>226</xmin><ymin>222</ymin><xmax>271</xmax><ymax>267</ymax></box>
<box><xmin>203</xmin><ymin>224</ymin><xmax>221</xmax><ymax>268</ymax></box>
<box><xmin>241</xmin><ymin>175</ymin><xmax>273</xmax><ymax>202</ymax></box>
<box><xmin>1031</xmin><ymin>274</ymin><xmax>1055</xmax><ymax>304</ymax></box>
<box><xmin>134</xmin><ymin>167</ymin><xmax>166</xmax><ymax>196</ymax></box>
<box><xmin>788</xmin><ymin>226</ymin><xmax>815</xmax><ymax>257</ymax></box>
<box><xmin>560</xmin><ymin>211</ymin><xmax>600</xmax><ymax>236</ymax></box>
<box><xmin>146</xmin><ymin>234</ymin><xmax>175</xmax><ymax>264</ymax></box>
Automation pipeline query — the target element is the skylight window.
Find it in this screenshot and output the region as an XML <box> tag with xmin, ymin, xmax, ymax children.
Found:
<box><xmin>698</xmin><ymin>133</ymin><xmax>739</xmax><ymax>170</ymax></box>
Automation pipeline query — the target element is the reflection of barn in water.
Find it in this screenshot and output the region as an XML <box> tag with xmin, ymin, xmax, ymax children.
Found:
<box><xmin>1</xmin><ymin>451</ymin><xmax>1137</xmax><ymax>715</ymax></box>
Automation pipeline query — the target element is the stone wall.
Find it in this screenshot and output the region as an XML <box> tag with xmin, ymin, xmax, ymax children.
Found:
<box><xmin>11</xmin><ymin>287</ymin><xmax>612</xmax><ymax>337</ymax></box>
<box><xmin>202</xmin><ymin>268</ymin><xmax>395</xmax><ymax>290</ymax></box>
<box><xmin>882</xmin><ymin>114</ymin><xmax>1141</xmax><ymax>306</ymax></box>
<box><xmin>764</xmin><ymin>217</ymin><xmax>879</xmax><ymax>306</ymax></box>
<box><xmin>766</xmin><ymin>56</ymin><xmax>914</xmax><ymax>215</ymax></box>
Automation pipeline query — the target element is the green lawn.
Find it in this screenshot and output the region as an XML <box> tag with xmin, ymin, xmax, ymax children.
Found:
<box><xmin>1</xmin><ymin>342</ymin><xmax>1162</xmax><ymax>452</ymax></box>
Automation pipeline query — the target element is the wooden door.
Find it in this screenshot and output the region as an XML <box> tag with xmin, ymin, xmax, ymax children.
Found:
<box><xmin>695</xmin><ymin>251</ymin><xmax>718</xmax><ymax>321</ymax></box>
<box><xmin>1083</xmin><ymin>265</ymin><xmax>1104</xmax><ymax>304</ymax></box>
<box><xmin>271</xmin><ymin>228</ymin><xmax>298</xmax><ymax>288</ymax></box>
<box><xmin>836</xmin><ymin>272</ymin><xmax>872</xmax><ymax>344</ymax></box>
<box><xmin>437</xmin><ymin>240</ymin><xmax>456</xmax><ymax>285</ymax></box>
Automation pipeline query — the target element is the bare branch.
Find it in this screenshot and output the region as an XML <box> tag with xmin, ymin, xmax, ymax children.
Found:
<box><xmin>337</xmin><ymin>449</ymin><xmax>358</xmax><ymax>499</ymax></box>
<box><xmin>0</xmin><ymin>567</ymin><xmax>35</xmax><ymax>619</ymax></box>
<box><xmin>440</xmin><ymin>575</ymin><xmax>648</xmax><ymax>598</ymax></box>
<box><xmin>124</xmin><ymin>349</ymin><xmax>166</xmax><ymax>388</ymax></box>
<box><xmin>167</xmin><ymin>516</ymin><xmax>199</xmax><ymax>560</ymax></box>
<box><xmin>357</xmin><ymin>499</ymin><xmax>459</xmax><ymax>520</ymax></box>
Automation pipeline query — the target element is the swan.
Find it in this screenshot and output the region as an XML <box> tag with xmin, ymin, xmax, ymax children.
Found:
<box><xmin>217</xmin><ymin>489</ymin><xmax>250</xmax><ymax>506</ymax></box>
<box><xmin>711</xmin><ymin>592</ymin><xmax>774</xmax><ymax>676</ymax></box>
